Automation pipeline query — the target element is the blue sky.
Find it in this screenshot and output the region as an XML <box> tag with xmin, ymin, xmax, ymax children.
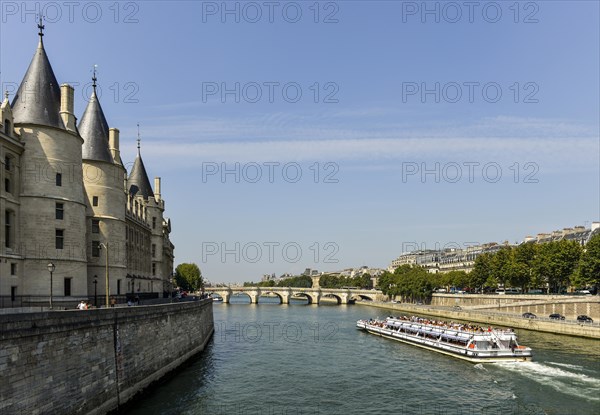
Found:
<box><xmin>1</xmin><ymin>1</ymin><xmax>599</xmax><ymax>283</ymax></box>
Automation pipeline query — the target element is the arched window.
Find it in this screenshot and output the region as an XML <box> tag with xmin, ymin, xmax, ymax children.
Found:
<box><xmin>4</xmin><ymin>120</ymin><xmax>11</xmax><ymax>135</ymax></box>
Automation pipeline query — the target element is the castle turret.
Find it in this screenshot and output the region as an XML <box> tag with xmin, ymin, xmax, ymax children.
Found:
<box><xmin>11</xmin><ymin>22</ymin><xmax>64</xmax><ymax>130</ymax></box>
<box><xmin>79</xmin><ymin>72</ymin><xmax>127</xmax><ymax>301</ymax></box>
<box><xmin>11</xmin><ymin>21</ymin><xmax>87</xmax><ymax>304</ymax></box>
<box><xmin>79</xmin><ymin>75</ymin><xmax>113</xmax><ymax>163</ymax></box>
<box><xmin>128</xmin><ymin>138</ymin><xmax>154</xmax><ymax>200</ymax></box>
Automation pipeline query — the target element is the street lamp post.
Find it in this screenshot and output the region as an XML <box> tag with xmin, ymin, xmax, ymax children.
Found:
<box><xmin>47</xmin><ymin>262</ymin><xmax>55</xmax><ymax>309</ymax></box>
<box><xmin>93</xmin><ymin>277</ymin><xmax>98</xmax><ymax>307</ymax></box>
<box><xmin>99</xmin><ymin>242</ymin><xmax>109</xmax><ymax>308</ymax></box>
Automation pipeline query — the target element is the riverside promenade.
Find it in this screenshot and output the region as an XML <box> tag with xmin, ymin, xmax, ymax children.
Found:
<box><xmin>357</xmin><ymin>301</ymin><xmax>600</xmax><ymax>339</ymax></box>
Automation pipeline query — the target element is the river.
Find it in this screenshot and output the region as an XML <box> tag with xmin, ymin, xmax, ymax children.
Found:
<box><xmin>123</xmin><ymin>298</ymin><xmax>600</xmax><ymax>415</ymax></box>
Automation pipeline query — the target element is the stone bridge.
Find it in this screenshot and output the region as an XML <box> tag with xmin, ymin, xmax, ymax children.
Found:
<box><xmin>207</xmin><ymin>287</ymin><xmax>386</xmax><ymax>305</ymax></box>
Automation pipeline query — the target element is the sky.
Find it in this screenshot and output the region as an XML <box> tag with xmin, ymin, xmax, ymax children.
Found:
<box><xmin>1</xmin><ymin>1</ymin><xmax>598</xmax><ymax>284</ymax></box>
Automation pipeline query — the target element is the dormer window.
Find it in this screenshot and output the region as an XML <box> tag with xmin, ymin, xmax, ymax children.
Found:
<box><xmin>4</xmin><ymin>120</ymin><xmax>10</xmax><ymax>135</ymax></box>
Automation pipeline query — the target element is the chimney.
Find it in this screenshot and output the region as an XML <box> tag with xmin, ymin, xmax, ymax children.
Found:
<box><xmin>60</xmin><ymin>84</ymin><xmax>76</xmax><ymax>132</ymax></box>
<box><xmin>154</xmin><ymin>177</ymin><xmax>161</xmax><ymax>201</ymax></box>
<box><xmin>109</xmin><ymin>128</ymin><xmax>122</xmax><ymax>164</ymax></box>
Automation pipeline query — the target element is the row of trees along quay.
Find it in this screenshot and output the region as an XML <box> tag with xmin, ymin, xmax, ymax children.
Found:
<box><xmin>380</xmin><ymin>233</ymin><xmax>600</xmax><ymax>302</ymax></box>
<box><xmin>244</xmin><ymin>273</ymin><xmax>374</xmax><ymax>289</ymax></box>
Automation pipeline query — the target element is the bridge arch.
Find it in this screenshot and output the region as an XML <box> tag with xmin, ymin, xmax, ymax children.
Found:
<box><xmin>289</xmin><ymin>293</ymin><xmax>313</xmax><ymax>305</ymax></box>
<box><xmin>320</xmin><ymin>293</ymin><xmax>342</xmax><ymax>304</ymax></box>
<box><xmin>258</xmin><ymin>291</ymin><xmax>284</xmax><ymax>304</ymax></box>
<box><xmin>350</xmin><ymin>294</ymin><xmax>376</xmax><ymax>302</ymax></box>
<box><xmin>230</xmin><ymin>292</ymin><xmax>253</xmax><ymax>304</ymax></box>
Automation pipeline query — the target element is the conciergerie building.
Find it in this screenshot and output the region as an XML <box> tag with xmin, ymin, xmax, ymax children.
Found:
<box><xmin>0</xmin><ymin>23</ymin><xmax>174</xmax><ymax>307</ymax></box>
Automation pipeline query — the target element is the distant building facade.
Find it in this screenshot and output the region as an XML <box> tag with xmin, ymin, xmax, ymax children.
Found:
<box><xmin>0</xmin><ymin>26</ymin><xmax>174</xmax><ymax>307</ymax></box>
<box><xmin>389</xmin><ymin>222</ymin><xmax>600</xmax><ymax>275</ymax></box>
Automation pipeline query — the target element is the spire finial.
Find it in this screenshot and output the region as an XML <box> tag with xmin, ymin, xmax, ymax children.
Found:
<box><xmin>92</xmin><ymin>65</ymin><xmax>98</xmax><ymax>90</ymax></box>
<box><xmin>137</xmin><ymin>123</ymin><xmax>141</xmax><ymax>154</ymax></box>
<box><xmin>38</xmin><ymin>15</ymin><xmax>45</xmax><ymax>38</ymax></box>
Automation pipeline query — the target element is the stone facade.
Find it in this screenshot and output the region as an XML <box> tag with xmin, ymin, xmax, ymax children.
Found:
<box><xmin>0</xmin><ymin>300</ymin><xmax>214</xmax><ymax>414</ymax></box>
<box><xmin>0</xmin><ymin>28</ymin><xmax>174</xmax><ymax>308</ymax></box>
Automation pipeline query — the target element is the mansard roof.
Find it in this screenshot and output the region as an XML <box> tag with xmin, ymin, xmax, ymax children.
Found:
<box><xmin>11</xmin><ymin>36</ymin><xmax>65</xmax><ymax>129</ymax></box>
<box><xmin>79</xmin><ymin>87</ymin><xmax>113</xmax><ymax>162</ymax></box>
<box><xmin>128</xmin><ymin>147</ymin><xmax>154</xmax><ymax>199</ymax></box>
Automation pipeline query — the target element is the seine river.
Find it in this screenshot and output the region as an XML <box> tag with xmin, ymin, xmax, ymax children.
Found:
<box><xmin>124</xmin><ymin>298</ymin><xmax>600</xmax><ymax>415</ymax></box>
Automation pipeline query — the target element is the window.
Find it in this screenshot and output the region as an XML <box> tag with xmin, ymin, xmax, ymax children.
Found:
<box><xmin>92</xmin><ymin>196</ymin><xmax>99</xmax><ymax>206</ymax></box>
<box><xmin>4</xmin><ymin>178</ymin><xmax>10</xmax><ymax>193</ymax></box>
<box><xmin>55</xmin><ymin>203</ymin><xmax>64</xmax><ymax>220</ymax></box>
<box><xmin>152</xmin><ymin>262</ymin><xmax>156</xmax><ymax>276</ymax></box>
<box><xmin>11</xmin><ymin>263</ymin><xmax>17</xmax><ymax>275</ymax></box>
<box><xmin>4</xmin><ymin>120</ymin><xmax>10</xmax><ymax>135</ymax></box>
<box><xmin>92</xmin><ymin>241</ymin><xmax>100</xmax><ymax>257</ymax></box>
<box><xmin>92</xmin><ymin>219</ymin><xmax>100</xmax><ymax>234</ymax></box>
<box><xmin>11</xmin><ymin>286</ymin><xmax>16</xmax><ymax>302</ymax></box>
<box><xmin>152</xmin><ymin>217</ymin><xmax>156</xmax><ymax>229</ymax></box>
<box><xmin>55</xmin><ymin>229</ymin><xmax>64</xmax><ymax>249</ymax></box>
<box><xmin>4</xmin><ymin>155</ymin><xmax>10</xmax><ymax>171</ymax></box>
<box><xmin>117</xmin><ymin>279</ymin><xmax>121</xmax><ymax>295</ymax></box>
<box><xmin>5</xmin><ymin>210</ymin><xmax>11</xmax><ymax>248</ymax></box>
<box><xmin>152</xmin><ymin>244</ymin><xmax>156</xmax><ymax>258</ymax></box>
<box><xmin>64</xmin><ymin>278</ymin><xmax>72</xmax><ymax>297</ymax></box>
<box><xmin>56</xmin><ymin>173</ymin><xmax>62</xmax><ymax>186</ymax></box>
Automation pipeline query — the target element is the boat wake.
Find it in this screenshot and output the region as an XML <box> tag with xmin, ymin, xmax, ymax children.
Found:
<box><xmin>495</xmin><ymin>361</ymin><xmax>600</xmax><ymax>402</ymax></box>
<box><xmin>473</xmin><ymin>363</ymin><xmax>487</xmax><ymax>371</ymax></box>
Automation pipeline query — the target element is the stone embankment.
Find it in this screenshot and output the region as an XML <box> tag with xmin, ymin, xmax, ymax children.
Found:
<box><xmin>0</xmin><ymin>299</ymin><xmax>214</xmax><ymax>415</ymax></box>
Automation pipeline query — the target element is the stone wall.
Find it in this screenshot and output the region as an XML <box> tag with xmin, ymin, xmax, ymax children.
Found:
<box><xmin>431</xmin><ymin>294</ymin><xmax>600</xmax><ymax>320</ymax></box>
<box><xmin>0</xmin><ymin>299</ymin><xmax>214</xmax><ymax>415</ymax></box>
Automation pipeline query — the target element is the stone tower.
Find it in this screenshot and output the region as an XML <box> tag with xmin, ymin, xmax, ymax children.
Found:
<box><xmin>79</xmin><ymin>73</ymin><xmax>128</xmax><ymax>302</ymax></box>
<box><xmin>11</xmin><ymin>23</ymin><xmax>87</xmax><ymax>301</ymax></box>
<box><xmin>126</xmin><ymin>138</ymin><xmax>172</xmax><ymax>295</ymax></box>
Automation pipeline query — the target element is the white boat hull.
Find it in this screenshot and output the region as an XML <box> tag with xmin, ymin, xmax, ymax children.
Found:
<box><xmin>357</xmin><ymin>319</ymin><xmax>532</xmax><ymax>363</ymax></box>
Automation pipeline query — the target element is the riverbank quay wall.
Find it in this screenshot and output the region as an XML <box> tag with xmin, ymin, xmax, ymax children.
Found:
<box><xmin>430</xmin><ymin>294</ymin><xmax>600</xmax><ymax>321</ymax></box>
<box><xmin>0</xmin><ymin>300</ymin><xmax>214</xmax><ymax>415</ymax></box>
<box><xmin>358</xmin><ymin>302</ymin><xmax>600</xmax><ymax>339</ymax></box>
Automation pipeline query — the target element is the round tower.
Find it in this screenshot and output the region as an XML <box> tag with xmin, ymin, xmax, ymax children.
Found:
<box><xmin>11</xmin><ymin>23</ymin><xmax>87</xmax><ymax>305</ymax></box>
<box><xmin>79</xmin><ymin>72</ymin><xmax>127</xmax><ymax>304</ymax></box>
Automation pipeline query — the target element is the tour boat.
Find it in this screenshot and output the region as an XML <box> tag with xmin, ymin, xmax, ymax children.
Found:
<box><xmin>357</xmin><ymin>316</ymin><xmax>532</xmax><ymax>363</ymax></box>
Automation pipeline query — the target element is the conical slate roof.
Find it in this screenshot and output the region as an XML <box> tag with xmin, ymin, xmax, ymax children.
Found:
<box><xmin>79</xmin><ymin>87</ymin><xmax>113</xmax><ymax>162</ymax></box>
<box><xmin>11</xmin><ymin>37</ymin><xmax>64</xmax><ymax>129</ymax></box>
<box><xmin>128</xmin><ymin>147</ymin><xmax>154</xmax><ymax>199</ymax></box>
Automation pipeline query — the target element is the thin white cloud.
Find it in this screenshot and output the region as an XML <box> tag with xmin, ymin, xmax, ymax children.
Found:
<box><xmin>117</xmin><ymin>111</ymin><xmax>598</xmax><ymax>170</ymax></box>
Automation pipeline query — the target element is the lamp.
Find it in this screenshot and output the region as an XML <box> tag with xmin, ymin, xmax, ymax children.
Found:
<box><xmin>47</xmin><ymin>262</ymin><xmax>56</xmax><ymax>309</ymax></box>
<box><xmin>99</xmin><ymin>243</ymin><xmax>109</xmax><ymax>307</ymax></box>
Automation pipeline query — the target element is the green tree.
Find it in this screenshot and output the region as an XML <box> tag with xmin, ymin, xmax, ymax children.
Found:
<box><xmin>509</xmin><ymin>243</ymin><xmax>536</xmax><ymax>291</ymax></box>
<box><xmin>533</xmin><ymin>240</ymin><xmax>582</xmax><ymax>293</ymax></box>
<box><xmin>351</xmin><ymin>273</ymin><xmax>373</xmax><ymax>289</ymax></box>
<box><xmin>445</xmin><ymin>270</ymin><xmax>469</xmax><ymax>289</ymax></box>
<box><xmin>174</xmin><ymin>263</ymin><xmax>203</xmax><ymax>292</ymax></box>
<box><xmin>277</xmin><ymin>275</ymin><xmax>312</xmax><ymax>288</ymax></box>
<box><xmin>378</xmin><ymin>271</ymin><xmax>396</xmax><ymax>296</ymax></box>
<box><xmin>490</xmin><ymin>246</ymin><xmax>513</xmax><ymax>288</ymax></box>
<box><xmin>469</xmin><ymin>253</ymin><xmax>493</xmax><ymax>291</ymax></box>
<box><xmin>574</xmin><ymin>233</ymin><xmax>600</xmax><ymax>288</ymax></box>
